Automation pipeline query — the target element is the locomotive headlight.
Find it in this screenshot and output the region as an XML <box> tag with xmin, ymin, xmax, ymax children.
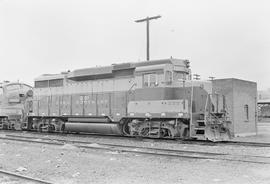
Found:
<box><xmin>161</xmin><ymin>112</ymin><xmax>166</xmax><ymax>117</ymax></box>
<box><xmin>145</xmin><ymin>113</ymin><xmax>151</xmax><ymax>117</ymax></box>
<box><xmin>129</xmin><ymin>113</ymin><xmax>135</xmax><ymax>116</ymax></box>
<box><xmin>178</xmin><ymin>112</ymin><xmax>184</xmax><ymax>117</ymax></box>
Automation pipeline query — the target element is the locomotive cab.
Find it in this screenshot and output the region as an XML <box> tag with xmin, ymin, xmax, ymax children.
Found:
<box><xmin>0</xmin><ymin>82</ymin><xmax>33</xmax><ymax>130</ymax></box>
<box><xmin>133</xmin><ymin>59</ymin><xmax>191</xmax><ymax>89</ymax></box>
<box><xmin>124</xmin><ymin>59</ymin><xmax>231</xmax><ymax>141</ymax></box>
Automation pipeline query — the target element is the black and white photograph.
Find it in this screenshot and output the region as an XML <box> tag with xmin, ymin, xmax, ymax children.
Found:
<box><xmin>0</xmin><ymin>0</ymin><xmax>270</xmax><ymax>183</ymax></box>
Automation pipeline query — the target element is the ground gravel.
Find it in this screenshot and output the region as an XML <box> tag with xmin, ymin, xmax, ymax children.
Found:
<box><xmin>0</xmin><ymin>122</ymin><xmax>269</xmax><ymax>184</ymax></box>
<box><xmin>0</xmin><ymin>139</ymin><xmax>269</xmax><ymax>183</ymax></box>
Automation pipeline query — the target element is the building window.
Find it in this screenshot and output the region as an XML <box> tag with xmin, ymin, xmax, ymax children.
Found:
<box><xmin>143</xmin><ymin>73</ymin><xmax>158</xmax><ymax>87</ymax></box>
<box><xmin>244</xmin><ymin>104</ymin><xmax>249</xmax><ymax>121</ymax></box>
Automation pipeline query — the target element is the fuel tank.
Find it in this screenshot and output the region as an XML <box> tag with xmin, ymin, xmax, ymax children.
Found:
<box><xmin>65</xmin><ymin>122</ymin><xmax>122</xmax><ymax>135</ymax></box>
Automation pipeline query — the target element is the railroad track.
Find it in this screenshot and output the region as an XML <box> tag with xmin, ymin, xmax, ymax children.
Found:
<box><xmin>1</xmin><ymin>129</ymin><xmax>270</xmax><ymax>148</ymax></box>
<box><xmin>0</xmin><ymin>169</ymin><xmax>53</xmax><ymax>184</ymax></box>
<box><xmin>0</xmin><ymin>133</ymin><xmax>270</xmax><ymax>165</ymax></box>
<box><xmin>220</xmin><ymin>140</ymin><xmax>270</xmax><ymax>147</ymax></box>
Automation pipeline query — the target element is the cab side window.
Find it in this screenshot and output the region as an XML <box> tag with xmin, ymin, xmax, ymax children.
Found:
<box><xmin>143</xmin><ymin>73</ymin><xmax>158</xmax><ymax>87</ymax></box>
<box><xmin>165</xmin><ymin>71</ymin><xmax>173</xmax><ymax>84</ymax></box>
<box><xmin>143</xmin><ymin>74</ymin><xmax>149</xmax><ymax>87</ymax></box>
<box><xmin>173</xmin><ymin>71</ymin><xmax>186</xmax><ymax>81</ymax></box>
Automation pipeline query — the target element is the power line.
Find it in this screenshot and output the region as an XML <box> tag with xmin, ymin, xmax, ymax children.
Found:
<box><xmin>135</xmin><ymin>15</ymin><xmax>161</xmax><ymax>61</ymax></box>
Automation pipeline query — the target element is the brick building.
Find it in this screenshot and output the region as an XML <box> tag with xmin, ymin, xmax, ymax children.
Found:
<box><xmin>213</xmin><ymin>78</ymin><xmax>257</xmax><ymax>137</ymax></box>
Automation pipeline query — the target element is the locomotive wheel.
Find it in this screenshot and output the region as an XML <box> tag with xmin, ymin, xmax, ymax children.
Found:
<box><xmin>2</xmin><ymin>124</ymin><xmax>8</xmax><ymax>130</ymax></box>
<box><xmin>48</xmin><ymin>124</ymin><xmax>56</xmax><ymax>132</ymax></box>
<box><xmin>38</xmin><ymin>124</ymin><xmax>44</xmax><ymax>132</ymax></box>
<box><xmin>139</xmin><ymin>127</ymin><xmax>150</xmax><ymax>137</ymax></box>
<box><xmin>38</xmin><ymin>124</ymin><xmax>49</xmax><ymax>132</ymax></box>
<box><xmin>121</xmin><ymin>118</ymin><xmax>179</xmax><ymax>138</ymax></box>
<box><xmin>60</xmin><ymin>124</ymin><xmax>65</xmax><ymax>133</ymax></box>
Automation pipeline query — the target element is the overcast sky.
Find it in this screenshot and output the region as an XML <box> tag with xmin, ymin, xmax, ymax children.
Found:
<box><xmin>0</xmin><ymin>0</ymin><xmax>269</xmax><ymax>90</ymax></box>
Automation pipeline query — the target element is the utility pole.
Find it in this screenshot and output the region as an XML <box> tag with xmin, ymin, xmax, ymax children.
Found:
<box><xmin>135</xmin><ymin>15</ymin><xmax>161</xmax><ymax>61</ymax></box>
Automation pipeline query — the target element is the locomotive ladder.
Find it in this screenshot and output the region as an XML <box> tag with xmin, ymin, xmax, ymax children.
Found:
<box><xmin>192</xmin><ymin>94</ymin><xmax>230</xmax><ymax>141</ymax></box>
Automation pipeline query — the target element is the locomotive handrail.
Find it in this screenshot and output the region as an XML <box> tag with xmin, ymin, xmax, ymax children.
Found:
<box><xmin>128</xmin><ymin>82</ymin><xmax>137</xmax><ymax>93</ymax></box>
<box><xmin>189</xmin><ymin>80</ymin><xmax>194</xmax><ymax>138</ymax></box>
<box><xmin>204</xmin><ymin>94</ymin><xmax>209</xmax><ymax>124</ymax></box>
<box><xmin>206</xmin><ymin>112</ymin><xmax>226</xmax><ymax>125</ymax></box>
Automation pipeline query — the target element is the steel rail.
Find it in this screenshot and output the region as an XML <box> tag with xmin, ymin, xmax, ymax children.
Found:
<box><xmin>4</xmin><ymin>134</ymin><xmax>229</xmax><ymax>156</ymax></box>
<box><xmin>0</xmin><ymin>169</ymin><xmax>54</xmax><ymax>184</ymax></box>
<box><xmin>220</xmin><ymin>141</ymin><xmax>270</xmax><ymax>147</ymax></box>
<box><xmin>1</xmin><ymin>129</ymin><xmax>270</xmax><ymax>149</ymax></box>
<box><xmin>0</xmin><ymin>134</ymin><xmax>269</xmax><ymax>165</ymax></box>
<box><xmin>7</xmin><ymin>134</ymin><xmax>270</xmax><ymax>160</ymax></box>
<box><xmin>1</xmin><ymin>129</ymin><xmax>270</xmax><ymax>148</ymax></box>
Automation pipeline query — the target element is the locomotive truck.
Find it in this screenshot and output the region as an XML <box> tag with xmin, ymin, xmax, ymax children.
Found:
<box><xmin>0</xmin><ymin>58</ymin><xmax>231</xmax><ymax>141</ymax></box>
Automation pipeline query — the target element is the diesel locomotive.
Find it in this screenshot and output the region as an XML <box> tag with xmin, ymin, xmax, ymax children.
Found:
<box><xmin>0</xmin><ymin>58</ymin><xmax>231</xmax><ymax>141</ymax></box>
<box><xmin>0</xmin><ymin>82</ymin><xmax>33</xmax><ymax>129</ymax></box>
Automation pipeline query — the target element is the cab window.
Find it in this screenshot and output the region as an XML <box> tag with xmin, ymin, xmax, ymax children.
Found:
<box><xmin>20</xmin><ymin>84</ymin><xmax>32</xmax><ymax>93</ymax></box>
<box><xmin>173</xmin><ymin>71</ymin><xmax>186</xmax><ymax>81</ymax></box>
<box><xmin>165</xmin><ymin>71</ymin><xmax>173</xmax><ymax>84</ymax></box>
<box><xmin>6</xmin><ymin>84</ymin><xmax>20</xmax><ymax>92</ymax></box>
<box><xmin>5</xmin><ymin>84</ymin><xmax>31</xmax><ymax>96</ymax></box>
<box><xmin>143</xmin><ymin>73</ymin><xmax>158</xmax><ymax>87</ymax></box>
